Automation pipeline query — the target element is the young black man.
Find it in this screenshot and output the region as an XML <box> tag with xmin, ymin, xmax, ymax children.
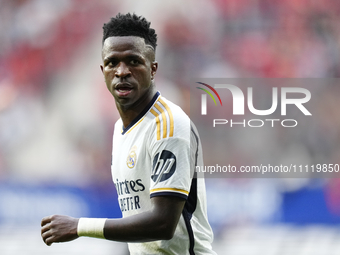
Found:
<box><xmin>41</xmin><ymin>13</ymin><xmax>216</xmax><ymax>255</ymax></box>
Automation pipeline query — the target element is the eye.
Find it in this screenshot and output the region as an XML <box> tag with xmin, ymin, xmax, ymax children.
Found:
<box><xmin>130</xmin><ymin>59</ymin><xmax>140</xmax><ymax>65</ymax></box>
<box><xmin>105</xmin><ymin>59</ymin><xmax>118</xmax><ymax>68</ymax></box>
<box><xmin>107</xmin><ymin>61</ymin><xmax>116</xmax><ymax>67</ymax></box>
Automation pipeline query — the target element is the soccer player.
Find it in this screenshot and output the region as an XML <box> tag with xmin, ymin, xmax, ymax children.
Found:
<box><xmin>41</xmin><ymin>13</ymin><xmax>216</xmax><ymax>255</ymax></box>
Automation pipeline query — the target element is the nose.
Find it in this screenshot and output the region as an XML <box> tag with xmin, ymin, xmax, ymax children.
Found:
<box><xmin>115</xmin><ymin>62</ymin><xmax>131</xmax><ymax>78</ymax></box>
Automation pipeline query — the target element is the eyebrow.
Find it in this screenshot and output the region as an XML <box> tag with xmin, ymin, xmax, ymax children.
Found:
<box><xmin>103</xmin><ymin>53</ymin><xmax>145</xmax><ymax>63</ymax></box>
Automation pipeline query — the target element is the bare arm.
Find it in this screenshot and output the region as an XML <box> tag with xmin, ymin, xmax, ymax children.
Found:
<box><xmin>41</xmin><ymin>196</ymin><xmax>185</xmax><ymax>245</ymax></box>
<box><xmin>104</xmin><ymin>196</ymin><xmax>185</xmax><ymax>242</ymax></box>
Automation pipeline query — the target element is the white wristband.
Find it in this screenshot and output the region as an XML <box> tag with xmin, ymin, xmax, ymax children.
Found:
<box><xmin>77</xmin><ymin>218</ymin><xmax>107</xmax><ymax>239</ymax></box>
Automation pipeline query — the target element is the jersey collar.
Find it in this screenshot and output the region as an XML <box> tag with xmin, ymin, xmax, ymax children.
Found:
<box><xmin>121</xmin><ymin>91</ymin><xmax>160</xmax><ymax>135</ymax></box>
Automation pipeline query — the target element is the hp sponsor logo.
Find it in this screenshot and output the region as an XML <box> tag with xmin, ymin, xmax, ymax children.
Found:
<box><xmin>152</xmin><ymin>150</ymin><xmax>176</xmax><ymax>183</ymax></box>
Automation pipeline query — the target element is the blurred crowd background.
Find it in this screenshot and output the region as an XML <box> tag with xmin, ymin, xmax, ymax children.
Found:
<box><xmin>1</xmin><ymin>0</ymin><xmax>340</xmax><ymax>254</ymax></box>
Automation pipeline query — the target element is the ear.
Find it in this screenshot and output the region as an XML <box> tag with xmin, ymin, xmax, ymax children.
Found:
<box><xmin>151</xmin><ymin>61</ymin><xmax>158</xmax><ymax>80</ymax></box>
<box><xmin>100</xmin><ymin>65</ymin><xmax>104</xmax><ymax>73</ymax></box>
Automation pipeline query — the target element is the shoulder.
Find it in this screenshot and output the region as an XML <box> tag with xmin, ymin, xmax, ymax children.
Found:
<box><xmin>148</xmin><ymin>96</ymin><xmax>190</xmax><ymax>141</ymax></box>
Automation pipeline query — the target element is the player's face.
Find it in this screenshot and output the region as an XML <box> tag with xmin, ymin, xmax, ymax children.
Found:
<box><xmin>101</xmin><ymin>36</ymin><xmax>157</xmax><ymax>110</ymax></box>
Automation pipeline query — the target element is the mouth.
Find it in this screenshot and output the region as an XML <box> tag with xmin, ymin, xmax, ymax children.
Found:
<box><xmin>114</xmin><ymin>83</ymin><xmax>133</xmax><ymax>97</ymax></box>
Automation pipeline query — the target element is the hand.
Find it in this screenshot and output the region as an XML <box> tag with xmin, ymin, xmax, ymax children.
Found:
<box><xmin>41</xmin><ymin>215</ymin><xmax>79</xmax><ymax>246</ymax></box>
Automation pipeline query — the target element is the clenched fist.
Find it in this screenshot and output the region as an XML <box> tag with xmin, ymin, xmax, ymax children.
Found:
<box><xmin>41</xmin><ymin>215</ymin><xmax>79</xmax><ymax>246</ymax></box>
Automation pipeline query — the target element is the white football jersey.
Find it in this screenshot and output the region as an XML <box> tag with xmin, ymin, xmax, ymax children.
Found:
<box><xmin>111</xmin><ymin>92</ymin><xmax>216</xmax><ymax>255</ymax></box>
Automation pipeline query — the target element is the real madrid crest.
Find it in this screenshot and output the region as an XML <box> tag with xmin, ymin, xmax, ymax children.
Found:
<box><xmin>127</xmin><ymin>145</ymin><xmax>137</xmax><ymax>169</ymax></box>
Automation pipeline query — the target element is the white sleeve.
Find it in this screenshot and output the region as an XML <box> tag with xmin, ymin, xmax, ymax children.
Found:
<box><xmin>149</xmin><ymin>136</ymin><xmax>192</xmax><ymax>200</ymax></box>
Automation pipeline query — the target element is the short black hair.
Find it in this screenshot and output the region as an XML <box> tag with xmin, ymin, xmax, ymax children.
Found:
<box><xmin>102</xmin><ymin>13</ymin><xmax>157</xmax><ymax>51</ymax></box>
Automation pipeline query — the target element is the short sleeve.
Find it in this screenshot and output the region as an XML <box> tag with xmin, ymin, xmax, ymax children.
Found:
<box><xmin>149</xmin><ymin>136</ymin><xmax>192</xmax><ymax>200</ymax></box>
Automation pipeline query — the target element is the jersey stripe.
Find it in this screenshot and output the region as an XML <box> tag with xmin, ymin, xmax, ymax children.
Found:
<box><xmin>150</xmin><ymin>98</ymin><xmax>174</xmax><ymax>140</ymax></box>
<box><xmin>150</xmin><ymin>192</ymin><xmax>188</xmax><ymax>200</ymax></box>
<box><xmin>150</xmin><ymin>187</ymin><xmax>189</xmax><ymax>195</ymax></box>
<box><xmin>154</xmin><ymin>103</ymin><xmax>167</xmax><ymax>139</ymax></box>
<box><xmin>182</xmin><ymin>208</ymin><xmax>196</xmax><ymax>255</ymax></box>
<box><xmin>150</xmin><ymin>109</ymin><xmax>161</xmax><ymax>140</ymax></box>
<box><xmin>159</xmin><ymin>98</ymin><xmax>174</xmax><ymax>137</ymax></box>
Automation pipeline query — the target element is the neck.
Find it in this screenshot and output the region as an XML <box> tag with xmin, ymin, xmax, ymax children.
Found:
<box><xmin>118</xmin><ymin>88</ymin><xmax>157</xmax><ymax>128</ymax></box>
